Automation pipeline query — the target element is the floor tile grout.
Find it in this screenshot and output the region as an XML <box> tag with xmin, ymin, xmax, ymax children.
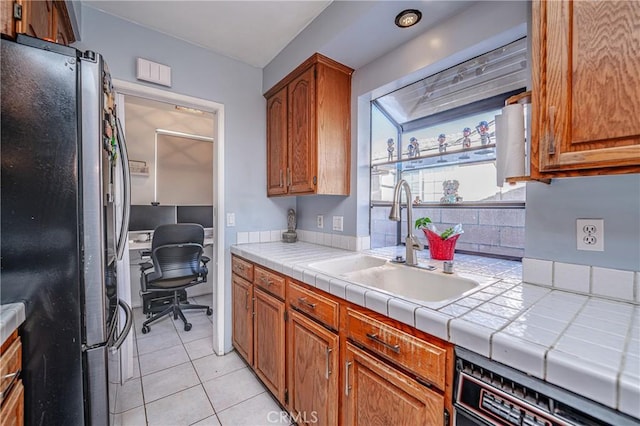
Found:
<box><xmin>123</xmin><ymin>296</ymin><xmax>289</xmax><ymax>426</ymax></box>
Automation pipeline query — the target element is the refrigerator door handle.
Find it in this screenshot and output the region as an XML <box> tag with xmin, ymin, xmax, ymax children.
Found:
<box><xmin>111</xmin><ymin>299</ymin><xmax>133</xmax><ymax>351</ymax></box>
<box><xmin>115</xmin><ymin>118</ymin><xmax>131</xmax><ymax>261</ymax></box>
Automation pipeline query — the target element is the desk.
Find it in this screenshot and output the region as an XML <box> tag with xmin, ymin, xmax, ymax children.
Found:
<box><xmin>129</xmin><ymin>238</ymin><xmax>214</xmax><ymax>251</ymax></box>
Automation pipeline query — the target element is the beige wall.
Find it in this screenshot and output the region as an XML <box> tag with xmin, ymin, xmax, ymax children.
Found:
<box><xmin>124</xmin><ymin>96</ymin><xmax>215</xmax><ymax>205</ymax></box>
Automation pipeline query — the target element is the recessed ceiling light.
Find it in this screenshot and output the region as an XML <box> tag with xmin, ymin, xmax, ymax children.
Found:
<box><xmin>395</xmin><ymin>9</ymin><xmax>422</xmax><ymax>28</ymax></box>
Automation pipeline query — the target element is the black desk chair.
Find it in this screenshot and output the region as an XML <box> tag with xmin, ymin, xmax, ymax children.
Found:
<box><xmin>139</xmin><ymin>223</ymin><xmax>212</xmax><ymax>334</ymax></box>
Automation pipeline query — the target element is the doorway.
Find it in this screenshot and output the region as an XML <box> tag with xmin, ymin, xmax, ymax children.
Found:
<box><xmin>113</xmin><ymin>79</ymin><xmax>226</xmax><ymax>358</ymax></box>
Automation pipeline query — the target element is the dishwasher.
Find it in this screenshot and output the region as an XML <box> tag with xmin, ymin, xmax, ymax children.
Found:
<box><xmin>453</xmin><ymin>347</ymin><xmax>638</xmax><ymax>426</ymax></box>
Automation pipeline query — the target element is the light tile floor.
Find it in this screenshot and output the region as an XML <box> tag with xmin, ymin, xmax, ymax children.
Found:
<box><xmin>114</xmin><ymin>294</ymin><xmax>292</xmax><ymax>426</ymax></box>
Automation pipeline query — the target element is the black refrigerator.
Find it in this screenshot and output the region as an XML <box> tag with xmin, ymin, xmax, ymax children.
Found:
<box><xmin>1</xmin><ymin>35</ymin><xmax>133</xmax><ymax>425</ymax></box>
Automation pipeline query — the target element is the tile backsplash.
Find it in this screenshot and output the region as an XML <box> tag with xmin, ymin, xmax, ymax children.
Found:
<box><xmin>235</xmin><ymin>230</ymin><xmax>371</xmax><ymax>251</ymax></box>
<box><xmin>522</xmin><ymin>257</ymin><xmax>639</xmax><ymax>304</ymax></box>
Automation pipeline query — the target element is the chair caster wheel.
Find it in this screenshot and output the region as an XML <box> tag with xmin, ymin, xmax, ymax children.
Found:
<box><xmin>184</xmin><ymin>323</ymin><xmax>192</xmax><ymax>332</ymax></box>
<box><xmin>141</xmin><ymin>326</ymin><xmax>150</xmax><ymax>334</ymax></box>
<box><xmin>206</xmin><ymin>308</ymin><xmax>213</xmax><ymax>316</ymax></box>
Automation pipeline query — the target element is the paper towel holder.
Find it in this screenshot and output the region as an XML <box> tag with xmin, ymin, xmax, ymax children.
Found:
<box><xmin>501</xmin><ymin>91</ymin><xmax>551</xmax><ymax>185</ymax></box>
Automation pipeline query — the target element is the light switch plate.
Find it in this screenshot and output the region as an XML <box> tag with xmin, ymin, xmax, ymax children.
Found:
<box><xmin>332</xmin><ymin>216</ymin><xmax>343</xmax><ymax>232</ymax></box>
<box><xmin>226</xmin><ymin>213</ymin><xmax>236</xmax><ymax>227</ymax></box>
<box><xmin>576</xmin><ymin>218</ymin><xmax>603</xmax><ymax>251</ymax></box>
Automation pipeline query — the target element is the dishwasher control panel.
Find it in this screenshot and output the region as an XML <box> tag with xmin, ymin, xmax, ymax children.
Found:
<box><xmin>453</xmin><ymin>349</ymin><xmax>639</xmax><ymax>426</ymax></box>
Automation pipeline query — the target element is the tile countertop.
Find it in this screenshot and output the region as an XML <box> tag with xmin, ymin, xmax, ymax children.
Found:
<box><xmin>230</xmin><ymin>241</ymin><xmax>640</xmax><ymax>420</ymax></box>
<box><xmin>1</xmin><ymin>303</ymin><xmax>26</xmax><ymax>346</ymax></box>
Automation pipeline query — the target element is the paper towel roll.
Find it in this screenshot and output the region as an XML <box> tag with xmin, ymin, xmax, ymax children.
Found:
<box><xmin>495</xmin><ymin>103</ymin><xmax>525</xmax><ymax>187</ymax></box>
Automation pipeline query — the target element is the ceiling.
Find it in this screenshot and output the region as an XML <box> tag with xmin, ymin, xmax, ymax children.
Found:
<box><xmin>84</xmin><ymin>0</ymin><xmax>332</xmax><ymax>68</ymax></box>
<box><xmin>83</xmin><ymin>1</ymin><xmax>474</xmax><ymax>70</ymax></box>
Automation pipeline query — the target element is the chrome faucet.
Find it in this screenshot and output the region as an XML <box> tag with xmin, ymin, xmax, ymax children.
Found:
<box><xmin>389</xmin><ymin>179</ymin><xmax>422</xmax><ymax>266</ymax></box>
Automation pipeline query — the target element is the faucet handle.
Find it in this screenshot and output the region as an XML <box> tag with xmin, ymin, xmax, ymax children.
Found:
<box><xmin>409</xmin><ymin>235</ymin><xmax>423</xmax><ymax>250</ymax></box>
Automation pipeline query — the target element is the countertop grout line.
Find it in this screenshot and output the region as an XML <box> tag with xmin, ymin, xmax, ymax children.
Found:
<box><xmin>229</xmin><ymin>242</ymin><xmax>640</xmax><ymax>417</ymax></box>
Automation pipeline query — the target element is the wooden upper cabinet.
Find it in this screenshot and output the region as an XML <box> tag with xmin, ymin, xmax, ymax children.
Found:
<box><xmin>532</xmin><ymin>0</ymin><xmax>640</xmax><ymax>176</ymax></box>
<box><xmin>52</xmin><ymin>1</ymin><xmax>73</xmax><ymax>45</ymax></box>
<box><xmin>2</xmin><ymin>0</ymin><xmax>75</xmax><ymax>45</ymax></box>
<box><xmin>264</xmin><ymin>53</ymin><xmax>353</xmax><ymax>197</ymax></box>
<box><xmin>288</xmin><ymin>66</ymin><xmax>317</xmax><ymax>195</ymax></box>
<box><xmin>267</xmin><ymin>87</ymin><xmax>288</xmax><ymax>196</ymax></box>
<box><xmin>1</xmin><ymin>1</ymin><xmax>16</xmax><ymax>38</ymax></box>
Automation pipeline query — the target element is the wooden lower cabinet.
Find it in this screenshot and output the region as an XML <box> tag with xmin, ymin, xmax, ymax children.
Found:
<box><xmin>230</xmin><ymin>256</ymin><xmax>453</xmax><ymax>425</ymax></box>
<box><xmin>287</xmin><ymin>309</ymin><xmax>339</xmax><ymax>426</ymax></box>
<box><xmin>231</xmin><ymin>274</ymin><xmax>253</xmax><ymax>364</ymax></box>
<box><xmin>343</xmin><ymin>342</ymin><xmax>444</xmax><ymax>426</ymax></box>
<box><xmin>254</xmin><ymin>287</ymin><xmax>286</xmax><ymax>405</ymax></box>
<box><xmin>0</xmin><ymin>331</ymin><xmax>24</xmax><ymax>426</ymax></box>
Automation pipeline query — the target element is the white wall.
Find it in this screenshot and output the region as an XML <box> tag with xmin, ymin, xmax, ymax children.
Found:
<box><xmin>77</xmin><ymin>4</ymin><xmax>294</xmax><ymax>352</ymax></box>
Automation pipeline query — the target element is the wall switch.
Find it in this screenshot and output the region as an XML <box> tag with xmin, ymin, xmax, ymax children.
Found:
<box><xmin>317</xmin><ymin>215</ymin><xmax>324</xmax><ymax>229</ymax></box>
<box><xmin>332</xmin><ymin>216</ymin><xmax>343</xmax><ymax>232</ymax></box>
<box><xmin>577</xmin><ymin>219</ymin><xmax>603</xmax><ymax>251</ymax></box>
<box><xmin>226</xmin><ymin>212</ymin><xmax>236</xmax><ymax>227</ymax></box>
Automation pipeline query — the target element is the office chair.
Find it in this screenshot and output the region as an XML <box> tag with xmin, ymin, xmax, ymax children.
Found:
<box><xmin>139</xmin><ymin>223</ymin><xmax>213</xmax><ymax>333</ymax></box>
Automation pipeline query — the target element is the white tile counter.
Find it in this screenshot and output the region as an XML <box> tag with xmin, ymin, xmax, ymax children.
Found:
<box><xmin>230</xmin><ymin>241</ymin><xmax>640</xmax><ymax>420</ymax></box>
<box><xmin>1</xmin><ymin>302</ymin><xmax>26</xmax><ymax>346</ymax></box>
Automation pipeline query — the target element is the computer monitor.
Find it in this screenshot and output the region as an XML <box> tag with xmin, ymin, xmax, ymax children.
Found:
<box><xmin>129</xmin><ymin>205</ymin><xmax>176</xmax><ymax>231</ymax></box>
<box><xmin>177</xmin><ymin>205</ymin><xmax>214</xmax><ymax>228</ymax></box>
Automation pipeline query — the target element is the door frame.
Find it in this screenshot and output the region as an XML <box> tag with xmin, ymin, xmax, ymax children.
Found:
<box><xmin>113</xmin><ymin>79</ymin><xmax>226</xmax><ymax>355</ymax></box>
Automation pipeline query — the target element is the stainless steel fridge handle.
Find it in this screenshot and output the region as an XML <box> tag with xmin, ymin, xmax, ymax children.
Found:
<box><xmin>111</xmin><ymin>299</ymin><xmax>133</xmax><ymax>351</ymax></box>
<box><xmin>115</xmin><ymin>118</ymin><xmax>131</xmax><ymax>261</ymax></box>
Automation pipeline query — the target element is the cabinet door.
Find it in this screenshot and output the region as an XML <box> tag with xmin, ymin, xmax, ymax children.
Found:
<box><xmin>19</xmin><ymin>0</ymin><xmax>53</xmax><ymax>40</ymax></box>
<box><xmin>288</xmin><ymin>310</ymin><xmax>338</xmax><ymax>426</ymax></box>
<box><xmin>534</xmin><ymin>0</ymin><xmax>640</xmax><ymax>172</ymax></box>
<box><xmin>1</xmin><ymin>0</ymin><xmax>15</xmax><ymax>38</ymax></box>
<box><xmin>288</xmin><ymin>66</ymin><xmax>317</xmax><ymax>195</ymax></box>
<box><xmin>343</xmin><ymin>343</ymin><xmax>444</xmax><ymax>426</ymax></box>
<box><xmin>52</xmin><ymin>1</ymin><xmax>74</xmax><ymax>45</ymax></box>
<box><xmin>254</xmin><ymin>288</ymin><xmax>286</xmax><ymax>404</ymax></box>
<box><xmin>0</xmin><ymin>380</ymin><xmax>24</xmax><ymax>426</ymax></box>
<box><xmin>267</xmin><ymin>87</ymin><xmax>289</xmax><ymax>196</ymax></box>
<box><xmin>232</xmin><ymin>275</ymin><xmax>253</xmax><ymax>365</ymax></box>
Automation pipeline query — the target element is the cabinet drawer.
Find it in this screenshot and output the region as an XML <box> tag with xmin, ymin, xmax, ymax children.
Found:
<box><xmin>254</xmin><ymin>266</ymin><xmax>285</xmax><ymax>299</ymax></box>
<box><xmin>346</xmin><ymin>308</ymin><xmax>446</xmax><ymax>390</ymax></box>
<box><xmin>288</xmin><ymin>281</ymin><xmax>339</xmax><ymax>331</ymax></box>
<box><xmin>0</xmin><ymin>379</ymin><xmax>23</xmax><ymax>426</ymax></box>
<box><xmin>0</xmin><ymin>337</ymin><xmax>21</xmax><ymax>405</ymax></box>
<box><xmin>232</xmin><ymin>256</ymin><xmax>254</xmax><ymax>282</ymax></box>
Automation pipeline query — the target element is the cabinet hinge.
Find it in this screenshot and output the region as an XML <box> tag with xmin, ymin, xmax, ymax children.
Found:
<box><xmin>444</xmin><ymin>409</ymin><xmax>450</xmax><ymax>426</ymax></box>
<box><xmin>313</xmin><ymin>176</ymin><xmax>317</xmax><ymax>185</ymax></box>
<box><xmin>284</xmin><ymin>388</ymin><xmax>289</xmax><ymax>405</ymax></box>
<box><xmin>13</xmin><ymin>2</ymin><xmax>22</xmax><ymax>20</ymax></box>
<box><xmin>284</xmin><ymin>310</ymin><xmax>288</xmax><ymax>322</ymax></box>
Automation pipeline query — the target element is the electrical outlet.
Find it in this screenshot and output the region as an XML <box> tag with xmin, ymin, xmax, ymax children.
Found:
<box><xmin>332</xmin><ymin>216</ymin><xmax>343</xmax><ymax>232</ymax></box>
<box><xmin>317</xmin><ymin>215</ymin><xmax>324</xmax><ymax>229</ymax></box>
<box><xmin>576</xmin><ymin>219</ymin><xmax>604</xmax><ymax>251</ymax></box>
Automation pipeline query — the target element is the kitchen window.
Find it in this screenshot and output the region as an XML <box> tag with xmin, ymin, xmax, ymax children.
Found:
<box><xmin>370</xmin><ymin>38</ymin><xmax>528</xmax><ymax>259</ymax></box>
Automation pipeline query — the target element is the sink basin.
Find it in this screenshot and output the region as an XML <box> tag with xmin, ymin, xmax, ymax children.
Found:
<box><xmin>307</xmin><ymin>254</ymin><xmax>388</xmax><ymax>275</ymax></box>
<box><xmin>343</xmin><ymin>264</ymin><xmax>484</xmax><ymax>305</ymax></box>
